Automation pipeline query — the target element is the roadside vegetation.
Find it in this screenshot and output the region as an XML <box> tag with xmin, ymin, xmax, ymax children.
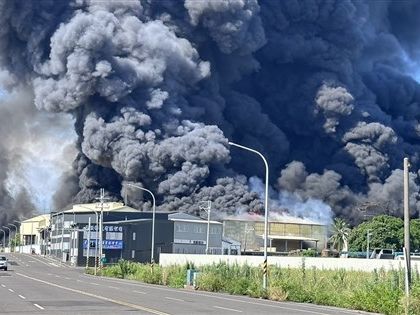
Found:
<box><xmin>87</xmin><ymin>260</ymin><xmax>420</xmax><ymax>315</ymax></box>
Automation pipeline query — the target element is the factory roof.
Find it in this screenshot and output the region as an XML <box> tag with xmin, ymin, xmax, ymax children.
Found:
<box><xmin>223</xmin><ymin>214</ymin><xmax>325</xmax><ymax>226</ymax></box>
<box><xmin>168</xmin><ymin>212</ymin><xmax>222</xmax><ymax>225</ymax></box>
<box><xmin>56</xmin><ymin>202</ymin><xmax>140</xmax><ymax>215</ymax></box>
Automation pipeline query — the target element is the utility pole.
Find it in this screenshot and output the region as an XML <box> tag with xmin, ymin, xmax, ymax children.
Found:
<box><xmin>199</xmin><ymin>201</ymin><xmax>212</xmax><ymax>255</ymax></box>
<box><xmin>366</xmin><ymin>230</ymin><xmax>372</xmax><ymax>259</ymax></box>
<box><xmin>403</xmin><ymin>157</ymin><xmax>411</xmax><ymax>297</ymax></box>
<box><xmin>96</xmin><ymin>188</ymin><xmax>109</xmax><ymax>270</ymax></box>
<box><xmin>86</xmin><ymin>217</ymin><xmax>91</xmax><ymax>269</ymax></box>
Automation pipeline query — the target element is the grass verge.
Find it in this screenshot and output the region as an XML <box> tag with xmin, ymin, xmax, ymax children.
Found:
<box><xmin>86</xmin><ymin>259</ymin><xmax>420</xmax><ymax>315</ymax></box>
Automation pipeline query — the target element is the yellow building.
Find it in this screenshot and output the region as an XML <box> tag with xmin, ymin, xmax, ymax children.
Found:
<box><xmin>19</xmin><ymin>214</ymin><xmax>50</xmax><ymax>254</ymax></box>
<box><xmin>223</xmin><ymin>216</ymin><xmax>328</xmax><ymax>254</ymax></box>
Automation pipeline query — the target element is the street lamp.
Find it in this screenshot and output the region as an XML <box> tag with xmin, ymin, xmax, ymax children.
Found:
<box><xmin>228</xmin><ymin>141</ymin><xmax>269</xmax><ymax>290</ymax></box>
<box><xmin>71</xmin><ymin>204</ymin><xmax>100</xmax><ymax>274</ymax></box>
<box><xmin>366</xmin><ymin>230</ymin><xmax>372</xmax><ymax>259</ymax></box>
<box><xmin>14</xmin><ymin>218</ymin><xmax>32</xmax><ymax>254</ymax></box>
<box><xmin>2</xmin><ymin>226</ymin><xmax>11</xmax><ymax>250</ymax></box>
<box><xmin>124</xmin><ymin>183</ymin><xmax>156</xmax><ymax>263</ymax></box>
<box><xmin>199</xmin><ymin>201</ymin><xmax>212</xmax><ymax>255</ymax></box>
<box><xmin>403</xmin><ymin>157</ymin><xmax>411</xmax><ymax>298</ymax></box>
<box><xmin>8</xmin><ymin>223</ymin><xmax>18</xmax><ymax>252</ymax></box>
<box><xmin>14</xmin><ymin>218</ymin><xmax>27</xmax><ymax>253</ymax></box>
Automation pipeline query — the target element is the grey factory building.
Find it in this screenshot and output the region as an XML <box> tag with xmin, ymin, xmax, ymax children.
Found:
<box><xmin>49</xmin><ymin>203</ymin><xmax>223</xmax><ymax>266</ymax></box>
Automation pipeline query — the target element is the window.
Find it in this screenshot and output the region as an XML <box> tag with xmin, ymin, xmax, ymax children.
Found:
<box><xmin>132</xmin><ymin>232</ymin><xmax>136</xmax><ymax>241</ymax></box>
<box><xmin>270</xmin><ymin>223</ymin><xmax>285</xmax><ymax>236</ymax></box>
<box><xmin>131</xmin><ymin>250</ymin><xmax>135</xmax><ymax>259</ymax></box>
<box><xmin>175</xmin><ymin>223</ymin><xmax>188</xmax><ymax>232</ymax></box>
<box><xmin>285</xmin><ymin>224</ymin><xmax>299</xmax><ymax>236</ymax></box>
<box><xmin>210</xmin><ymin>226</ymin><xmax>220</xmax><ymax>234</ymax></box>
<box><xmin>300</xmin><ymin>225</ymin><xmax>311</xmax><ymax>237</ymax></box>
<box><xmin>193</xmin><ymin>225</ymin><xmax>204</xmax><ymax>233</ymax></box>
<box><xmin>254</xmin><ymin>223</ymin><xmax>264</xmax><ymax>234</ymax></box>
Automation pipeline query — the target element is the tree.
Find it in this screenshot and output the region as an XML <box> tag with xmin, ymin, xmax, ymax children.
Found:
<box><xmin>329</xmin><ymin>218</ymin><xmax>351</xmax><ymax>252</ymax></box>
<box><xmin>348</xmin><ymin>215</ymin><xmax>403</xmax><ymax>251</ymax></box>
<box><xmin>410</xmin><ymin>219</ymin><xmax>420</xmax><ymax>252</ymax></box>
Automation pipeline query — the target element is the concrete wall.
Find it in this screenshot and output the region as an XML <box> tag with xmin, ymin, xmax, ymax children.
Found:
<box><xmin>14</xmin><ymin>245</ymin><xmax>42</xmax><ymax>254</ymax></box>
<box><xmin>159</xmin><ymin>253</ymin><xmax>420</xmax><ymax>272</ymax></box>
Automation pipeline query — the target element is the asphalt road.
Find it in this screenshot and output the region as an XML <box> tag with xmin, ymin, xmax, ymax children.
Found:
<box><xmin>0</xmin><ymin>253</ymin><xmax>377</xmax><ymax>315</ymax></box>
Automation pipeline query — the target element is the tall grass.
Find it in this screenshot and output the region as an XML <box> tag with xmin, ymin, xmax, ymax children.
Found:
<box><xmin>87</xmin><ymin>260</ymin><xmax>420</xmax><ymax>315</ymax></box>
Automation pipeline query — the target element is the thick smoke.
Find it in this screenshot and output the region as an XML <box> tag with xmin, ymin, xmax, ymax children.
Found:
<box><xmin>1</xmin><ymin>1</ymin><xmax>420</xmax><ymax>226</ymax></box>
<box><xmin>0</xmin><ymin>89</ymin><xmax>75</xmax><ymax>227</ymax></box>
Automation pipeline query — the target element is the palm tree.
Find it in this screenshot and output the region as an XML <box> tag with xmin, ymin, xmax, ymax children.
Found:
<box><xmin>329</xmin><ymin>218</ymin><xmax>351</xmax><ymax>252</ymax></box>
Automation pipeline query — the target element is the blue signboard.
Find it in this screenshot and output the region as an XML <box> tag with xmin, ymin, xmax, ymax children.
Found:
<box><xmin>83</xmin><ymin>240</ymin><xmax>123</xmax><ymax>250</ymax></box>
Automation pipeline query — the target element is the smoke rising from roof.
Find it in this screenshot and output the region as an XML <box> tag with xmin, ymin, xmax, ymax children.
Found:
<box><xmin>1</xmin><ymin>1</ymin><xmax>420</xmax><ymax>226</ymax></box>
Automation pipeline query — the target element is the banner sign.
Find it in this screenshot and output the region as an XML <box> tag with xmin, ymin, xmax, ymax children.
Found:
<box><xmin>83</xmin><ymin>239</ymin><xmax>123</xmax><ymax>250</ymax></box>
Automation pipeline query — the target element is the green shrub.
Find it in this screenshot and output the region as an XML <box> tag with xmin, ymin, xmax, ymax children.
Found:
<box><xmin>163</xmin><ymin>265</ymin><xmax>187</xmax><ymax>288</ymax></box>
<box><xmin>86</xmin><ymin>261</ymin><xmax>420</xmax><ymax>315</ymax></box>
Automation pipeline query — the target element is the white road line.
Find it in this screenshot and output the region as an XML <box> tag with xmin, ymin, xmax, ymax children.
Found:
<box><xmin>86</xmin><ymin>276</ymin><xmax>332</xmax><ymax>315</ymax></box>
<box><xmin>33</xmin><ymin>304</ymin><xmax>45</xmax><ymax>310</ymax></box>
<box><xmin>77</xmin><ymin>280</ymin><xmax>83</xmax><ymax>282</ymax></box>
<box><xmin>55</xmin><ymin>275</ymin><xmax>60</xmax><ymax>278</ymax></box>
<box><xmin>8</xmin><ymin>288</ymin><xmax>14</xmax><ymax>292</ymax></box>
<box><xmin>108</xmin><ymin>285</ymin><xmax>119</xmax><ymax>289</ymax></box>
<box><xmin>1</xmin><ymin>284</ymin><xmax>5</xmax><ymax>288</ymax></box>
<box><xmin>133</xmin><ymin>290</ymin><xmax>147</xmax><ymax>294</ymax></box>
<box><xmin>214</xmin><ymin>306</ymin><xmax>242</xmax><ymax>313</ymax></box>
<box><xmin>16</xmin><ymin>273</ymin><xmax>169</xmax><ymax>315</ymax></box>
<box><xmin>91</xmin><ymin>283</ymin><xmax>100</xmax><ymax>286</ymax></box>
<box><xmin>18</xmin><ymin>295</ymin><xmax>26</xmax><ymax>299</ymax></box>
<box><xmin>65</xmin><ymin>277</ymin><xmax>71</xmax><ymax>280</ymax></box>
<box><xmin>165</xmin><ymin>297</ymin><xmax>184</xmax><ymax>302</ymax></box>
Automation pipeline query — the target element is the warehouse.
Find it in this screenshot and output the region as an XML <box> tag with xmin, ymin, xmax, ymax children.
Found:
<box><xmin>49</xmin><ymin>202</ymin><xmax>173</xmax><ymax>264</ymax></box>
<box><xmin>50</xmin><ymin>203</ymin><xmax>223</xmax><ymax>266</ymax></box>
<box><xmin>223</xmin><ymin>215</ymin><xmax>327</xmax><ymax>254</ymax></box>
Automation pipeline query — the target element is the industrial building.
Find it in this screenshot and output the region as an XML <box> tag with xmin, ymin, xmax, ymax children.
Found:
<box><xmin>49</xmin><ymin>203</ymin><xmax>223</xmax><ymax>266</ymax></box>
<box><xmin>18</xmin><ymin>214</ymin><xmax>50</xmax><ymax>255</ymax></box>
<box><xmin>169</xmin><ymin>212</ymin><xmax>222</xmax><ymax>255</ymax></box>
<box><xmin>223</xmin><ymin>216</ymin><xmax>327</xmax><ymax>254</ymax></box>
<box><xmin>50</xmin><ymin>202</ymin><xmax>171</xmax><ymax>264</ymax></box>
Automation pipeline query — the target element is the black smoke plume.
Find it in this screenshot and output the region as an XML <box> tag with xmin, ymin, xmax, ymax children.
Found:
<box><xmin>1</xmin><ymin>1</ymin><xmax>420</xmax><ymax>225</ymax></box>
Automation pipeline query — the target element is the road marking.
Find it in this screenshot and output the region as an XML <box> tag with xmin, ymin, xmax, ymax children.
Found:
<box><xmin>16</xmin><ymin>273</ymin><xmax>169</xmax><ymax>315</ymax></box>
<box><xmin>8</xmin><ymin>288</ymin><xmax>14</xmax><ymax>293</ymax></box>
<box><xmin>214</xmin><ymin>306</ymin><xmax>242</xmax><ymax>313</ymax></box>
<box><xmin>55</xmin><ymin>275</ymin><xmax>60</xmax><ymax>278</ymax></box>
<box><xmin>108</xmin><ymin>285</ymin><xmax>119</xmax><ymax>289</ymax></box>
<box><xmin>91</xmin><ymin>283</ymin><xmax>100</xmax><ymax>286</ymax></box>
<box><xmin>18</xmin><ymin>295</ymin><xmax>26</xmax><ymax>299</ymax></box>
<box><xmin>65</xmin><ymin>277</ymin><xmax>70</xmax><ymax>280</ymax></box>
<box><xmin>165</xmin><ymin>297</ymin><xmax>184</xmax><ymax>302</ymax></box>
<box><xmin>133</xmin><ymin>290</ymin><xmax>147</xmax><ymax>294</ymax></box>
<box><xmin>85</xmin><ymin>276</ymin><xmax>331</xmax><ymax>315</ymax></box>
<box><xmin>1</xmin><ymin>284</ymin><xmax>5</xmax><ymax>288</ymax></box>
<box><xmin>33</xmin><ymin>304</ymin><xmax>45</xmax><ymax>310</ymax></box>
